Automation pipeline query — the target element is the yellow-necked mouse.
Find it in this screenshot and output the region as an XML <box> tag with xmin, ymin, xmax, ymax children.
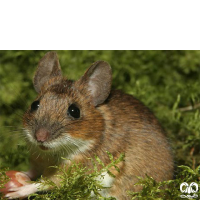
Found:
<box><xmin>5</xmin><ymin>52</ymin><xmax>173</xmax><ymax>199</ymax></box>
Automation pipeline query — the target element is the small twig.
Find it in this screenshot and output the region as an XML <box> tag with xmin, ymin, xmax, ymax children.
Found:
<box><xmin>178</xmin><ymin>103</ymin><xmax>200</xmax><ymax>112</ymax></box>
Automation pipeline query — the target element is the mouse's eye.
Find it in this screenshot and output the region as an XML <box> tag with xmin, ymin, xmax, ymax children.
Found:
<box><xmin>67</xmin><ymin>104</ymin><xmax>80</xmax><ymax>119</ymax></box>
<box><xmin>31</xmin><ymin>100</ymin><xmax>40</xmax><ymax>112</ymax></box>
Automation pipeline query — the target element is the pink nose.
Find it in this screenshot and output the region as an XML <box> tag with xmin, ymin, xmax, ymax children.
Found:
<box><xmin>35</xmin><ymin>128</ymin><xmax>49</xmax><ymax>142</ymax></box>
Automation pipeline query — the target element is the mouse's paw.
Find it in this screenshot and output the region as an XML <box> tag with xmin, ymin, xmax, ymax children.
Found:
<box><xmin>4</xmin><ymin>183</ymin><xmax>39</xmax><ymax>199</ymax></box>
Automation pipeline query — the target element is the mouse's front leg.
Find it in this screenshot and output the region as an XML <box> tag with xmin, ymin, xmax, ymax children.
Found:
<box><xmin>4</xmin><ymin>167</ymin><xmax>60</xmax><ymax>199</ymax></box>
<box><xmin>3</xmin><ymin>163</ymin><xmax>44</xmax><ymax>199</ymax></box>
<box><xmin>5</xmin><ymin>183</ymin><xmax>41</xmax><ymax>199</ymax></box>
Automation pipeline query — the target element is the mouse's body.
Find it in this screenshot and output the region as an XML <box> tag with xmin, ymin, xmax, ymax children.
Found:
<box><xmin>5</xmin><ymin>52</ymin><xmax>174</xmax><ymax>200</ymax></box>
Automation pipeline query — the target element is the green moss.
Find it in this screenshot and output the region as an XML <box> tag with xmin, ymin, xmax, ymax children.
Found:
<box><xmin>129</xmin><ymin>165</ymin><xmax>200</xmax><ymax>199</ymax></box>
<box><xmin>0</xmin><ymin>167</ymin><xmax>10</xmax><ymax>199</ymax></box>
<box><xmin>0</xmin><ymin>153</ymin><xmax>124</xmax><ymax>200</ymax></box>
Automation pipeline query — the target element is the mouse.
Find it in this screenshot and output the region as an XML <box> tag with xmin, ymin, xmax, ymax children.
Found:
<box><xmin>5</xmin><ymin>51</ymin><xmax>174</xmax><ymax>199</ymax></box>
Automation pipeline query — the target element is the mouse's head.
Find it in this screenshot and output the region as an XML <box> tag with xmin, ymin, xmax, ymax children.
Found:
<box><xmin>23</xmin><ymin>52</ymin><xmax>112</xmax><ymax>158</ymax></box>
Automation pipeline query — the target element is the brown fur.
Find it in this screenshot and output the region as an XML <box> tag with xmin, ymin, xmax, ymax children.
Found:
<box><xmin>23</xmin><ymin>52</ymin><xmax>174</xmax><ymax>200</ymax></box>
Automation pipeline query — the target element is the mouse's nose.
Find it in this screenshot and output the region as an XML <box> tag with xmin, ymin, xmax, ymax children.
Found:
<box><xmin>35</xmin><ymin>128</ymin><xmax>49</xmax><ymax>142</ymax></box>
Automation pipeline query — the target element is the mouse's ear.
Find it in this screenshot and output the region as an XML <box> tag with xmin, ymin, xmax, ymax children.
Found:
<box><xmin>78</xmin><ymin>61</ymin><xmax>112</xmax><ymax>106</ymax></box>
<box><xmin>33</xmin><ymin>51</ymin><xmax>62</xmax><ymax>93</ymax></box>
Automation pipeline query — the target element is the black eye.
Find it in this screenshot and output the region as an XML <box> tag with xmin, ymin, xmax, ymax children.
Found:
<box><xmin>67</xmin><ymin>104</ymin><xmax>80</xmax><ymax>119</ymax></box>
<box><xmin>31</xmin><ymin>100</ymin><xmax>40</xmax><ymax>112</ymax></box>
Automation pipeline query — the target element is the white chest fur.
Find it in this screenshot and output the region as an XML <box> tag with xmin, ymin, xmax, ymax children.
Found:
<box><xmin>93</xmin><ymin>172</ymin><xmax>115</xmax><ymax>198</ymax></box>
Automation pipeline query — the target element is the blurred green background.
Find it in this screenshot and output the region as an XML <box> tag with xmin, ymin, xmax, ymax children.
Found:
<box><xmin>0</xmin><ymin>50</ymin><xmax>200</xmax><ymax>173</ymax></box>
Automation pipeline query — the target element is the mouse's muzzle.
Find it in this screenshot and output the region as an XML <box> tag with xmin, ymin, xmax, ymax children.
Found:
<box><xmin>35</xmin><ymin>128</ymin><xmax>49</xmax><ymax>142</ymax></box>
